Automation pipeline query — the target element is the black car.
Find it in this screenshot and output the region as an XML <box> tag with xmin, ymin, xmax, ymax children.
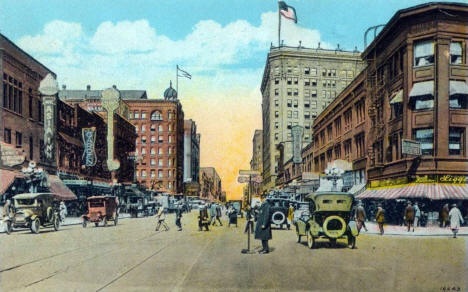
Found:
<box><xmin>267</xmin><ymin>198</ymin><xmax>291</xmax><ymax>229</ymax></box>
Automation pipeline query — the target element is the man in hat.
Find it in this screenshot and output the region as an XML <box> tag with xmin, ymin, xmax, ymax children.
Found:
<box><xmin>375</xmin><ymin>203</ymin><xmax>385</xmax><ymax>235</ymax></box>
<box><xmin>198</xmin><ymin>206</ymin><xmax>210</xmax><ymax>231</ymax></box>
<box><xmin>355</xmin><ymin>200</ymin><xmax>368</xmax><ymax>233</ymax></box>
<box><xmin>404</xmin><ymin>201</ymin><xmax>415</xmax><ymax>232</ymax></box>
<box><xmin>449</xmin><ymin>204</ymin><xmax>464</xmax><ymax>238</ymax></box>
<box><xmin>254</xmin><ymin>199</ymin><xmax>272</xmax><ymax>254</ymax></box>
<box><xmin>440</xmin><ymin>204</ymin><xmax>450</xmax><ymax>228</ymax></box>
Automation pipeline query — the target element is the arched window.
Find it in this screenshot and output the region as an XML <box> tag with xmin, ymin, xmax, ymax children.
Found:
<box><xmin>151</xmin><ymin>111</ymin><xmax>163</xmax><ymax>121</ymax></box>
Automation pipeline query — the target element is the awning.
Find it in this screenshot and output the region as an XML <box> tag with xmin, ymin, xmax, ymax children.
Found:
<box><xmin>348</xmin><ymin>183</ymin><xmax>366</xmax><ymax>195</ymax></box>
<box><xmin>356</xmin><ymin>184</ymin><xmax>468</xmax><ymax>200</ymax></box>
<box><xmin>450</xmin><ymin>80</ymin><xmax>468</xmax><ymax>96</ymax></box>
<box><xmin>389</xmin><ymin>90</ymin><xmax>403</xmax><ymax>104</ymax></box>
<box><xmin>47</xmin><ymin>175</ymin><xmax>77</xmax><ymax>200</ymax></box>
<box><xmin>0</xmin><ymin>169</ymin><xmax>24</xmax><ymax>194</ymax></box>
<box><xmin>409</xmin><ymin>81</ymin><xmax>434</xmax><ymax>97</ymax></box>
<box><xmin>58</xmin><ymin>132</ymin><xmax>83</xmax><ymax>147</ymax></box>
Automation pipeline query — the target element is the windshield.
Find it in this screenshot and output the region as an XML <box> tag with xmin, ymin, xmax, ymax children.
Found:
<box><xmin>16</xmin><ymin>199</ymin><xmax>35</xmax><ymax>206</ymax></box>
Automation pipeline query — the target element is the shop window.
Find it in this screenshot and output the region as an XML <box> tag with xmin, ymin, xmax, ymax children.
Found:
<box><xmin>449</xmin><ymin>128</ymin><xmax>464</xmax><ymax>155</ymax></box>
<box><xmin>413</xmin><ymin>128</ymin><xmax>433</xmax><ymax>156</ymax></box>
<box><xmin>450</xmin><ymin>42</ymin><xmax>463</xmax><ymax>65</ymax></box>
<box><xmin>414</xmin><ymin>40</ymin><xmax>434</xmax><ymax>67</ymax></box>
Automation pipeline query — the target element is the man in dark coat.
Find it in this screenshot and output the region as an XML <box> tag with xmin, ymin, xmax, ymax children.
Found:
<box><xmin>198</xmin><ymin>206</ymin><xmax>210</xmax><ymax>231</ymax></box>
<box><xmin>404</xmin><ymin>201</ymin><xmax>415</xmax><ymax>232</ymax></box>
<box><xmin>175</xmin><ymin>205</ymin><xmax>183</xmax><ymax>231</ymax></box>
<box><xmin>254</xmin><ymin>199</ymin><xmax>272</xmax><ymax>254</ymax></box>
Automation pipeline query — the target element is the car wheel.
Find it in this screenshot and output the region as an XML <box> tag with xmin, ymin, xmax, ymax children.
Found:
<box><xmin>82</xmin><ymin>219</ymin><xmax>87</xmax><ymax>228</ymax></box>
<box><xmin>271</xmin><ymin>211</ymin><xmax>286</xmax><ymax>226</ymax></box>
<box><xmin>103</xmin><ymin>217</ymin><xmax>107</xmax><ymax>227</ymax></box>
<box><xmin>5</xmin><ymin>220</ymin><xmax>12</xmax><ymax>235</ymax></box>
<box><xmin>347</xmin><ymin>234</ymin><xmax>356</xmax><ymax>249</ymax></box>
<box><xmin>31</xmin><ymin>218</ymin><xmax>40</xmax><ymax>234</ymax></box>
<box><xmin>307</xmin><ymin>231</ymin><xmax>316</xmax><ymax>249</ymax></box>
<box><xmin>53</xmin><ymin>214</ymin><xmax>60</xmax><ymax>231</ymax></box>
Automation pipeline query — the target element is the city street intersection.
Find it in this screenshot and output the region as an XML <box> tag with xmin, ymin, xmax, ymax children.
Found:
<box><xmin>0</xmin><ymin>212</ymin><xmax>466</xmax><ymax>292</ymax></box>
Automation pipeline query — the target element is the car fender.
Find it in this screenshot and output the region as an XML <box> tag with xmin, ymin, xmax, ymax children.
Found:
<box><xmin>296</xmin><ymin>221</ymin><xmax>307</xmax><ymax>236</ymax></box>
<box><xmin>308</xmin><ymin>219</ymin><xmax>320</xmax><ymax>237</ymax></box>
<box><xmin>348</xmin><ymin>220</ymin><xmax>359</xmax><ymax>237</ymax></box>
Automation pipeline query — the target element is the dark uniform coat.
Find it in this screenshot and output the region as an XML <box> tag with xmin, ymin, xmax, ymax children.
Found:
<box><xmin>255</xmin><ymin>201</ymin><xmax>272</xmax><ymax>240</ymax></box>
<box><xmin>404</xmin><ymin>204</ymin><xmax>415</xmax><ymax>222</ymax></box>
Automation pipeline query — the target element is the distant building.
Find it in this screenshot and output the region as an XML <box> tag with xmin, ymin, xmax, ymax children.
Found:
<box><xmin>199</xmin><ymin>167</ymin><xmax>222</xmax><ymax>201</ymax></box>
<box><xmin>260</xmin><ymin>45</ymin><xmax>365</xmax><ymax>192</ymax></box>
<box><xmin>250</xmin><ymin>129</ymin><xmax>263</xmax><ymax>196</ymax></box>
<box><xmin>183</xmin><ymin>119</ymin><xmax>200</xmax><ymax>197</ymax></box>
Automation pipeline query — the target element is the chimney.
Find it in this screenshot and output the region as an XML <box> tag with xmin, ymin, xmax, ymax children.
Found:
<box><xmin>62</xmin><ymin>84</ymin><xmax>66</xmax><ymax>90</ymax></box>
<box><xmin>86</xmin><ymin>85</ymin><xmax>91</xmax><ymax>91</ymax></box>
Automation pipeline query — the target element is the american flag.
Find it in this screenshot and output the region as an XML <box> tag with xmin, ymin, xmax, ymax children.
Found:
<box><xmin>279</xmin><ymin>1</ymin><xmax>297</xmax><ymax>23</ymax></box>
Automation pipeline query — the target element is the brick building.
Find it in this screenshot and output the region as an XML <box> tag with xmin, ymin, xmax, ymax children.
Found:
<box><xmin>125</xmin><ymin>83</ymin><xmax>185</xmax><ymax>194</ymax></box>
<box><xmin>199</xmin><ymin>167</ymin><xmax>222</xmax><ymax>201</ymax></box>
<box><xmin>260</xmin><ymin>45</ymin><xmax>365</xmax><ymax>192</ymax></box>
<box><xmin>311</xmin><ymin>2</ymin><xmax>468</xmax><ymax>201</ymax></box>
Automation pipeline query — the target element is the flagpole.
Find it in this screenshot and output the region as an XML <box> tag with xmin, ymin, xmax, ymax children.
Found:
<box><xmin>278</xmin><ymin>1</ymin><xmax>281</xmax><ymax>47</ymax></box>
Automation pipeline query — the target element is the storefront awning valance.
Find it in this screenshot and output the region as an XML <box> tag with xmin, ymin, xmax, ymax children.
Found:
<box><xmin>450</xmin><ymin>80</ymin><xmax>468</xmax><ymax>96</ymax></box>
<box><xmin>47</xmin><ymin>175</ymin><xmax>77</xmax><ymax>201</ymax></box>
<box><xmin>389</xmin><ymin>90</ymin><xmax>403</xmax><ymax>104</ymax></box>
<box><xmin>356</xmin><ymin>184</ymin><xmax>468</xmax><ymax>200</ymax></box>
<box><xmin>0</xmin><ymin>169</ymin><xmax>24</xmax><ymax>195</ymax></box>
<box><xmin>409</xmin><ymin>81</ymin><xmax>434</xmax><ymax>98</ymax></box>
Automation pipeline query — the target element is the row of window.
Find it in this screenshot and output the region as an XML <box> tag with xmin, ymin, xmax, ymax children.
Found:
<box><xmin>274</xmin><ymin>132</ymin><xmax>310</xmax><ymax>141</ymax></box>
<box><xmin>130</xmin><ymin>110</ymin><xmax>175</xmax><ymax>121</ymax></box>
<box><xmin>3</xmin><ymin>128</ymin><xmax>44</xmax><ymax>161</ymax></box>
<box><xmin>135</xmin><ymin>124</ymin><xmax>173</xmax><ymax>133</ymax></box>
<box><xmin>135</xmin><ymin>147</ymin><xmax>174</xmax><ymax>156</ymax></box>
<box><xmin>138</xmin><ymin>157</ymin><xmax>175</xmax><ymax>167</ymax></box>
<box><xmin>136</xmin><ymin>135</ymin><xmax>175</xmax><ymax>144</ymax></box>
<box><xmin>414</xmin><ymin>40</ymin><xmax>463</xmax><ymax>67</ymax></box>
<box><xmin>274</xmin><ymin>66</ymin><xmax>354</xmax><ymax>79</ymax></box>
<box><xmin>275</xmin><ymin>88</ymin><xmax>338</xmax><ymax>99</ymax></box>
<box><xmin>3</xmin><ymin>73</ymin><xmax>43</xmax><ymax>121</ymax></box>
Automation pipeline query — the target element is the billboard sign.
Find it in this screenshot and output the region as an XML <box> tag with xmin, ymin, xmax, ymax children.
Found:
<box><xmin>402</xmin><ymin>139</ymin><xmax>421</xmax><ymax>156</ymax></box>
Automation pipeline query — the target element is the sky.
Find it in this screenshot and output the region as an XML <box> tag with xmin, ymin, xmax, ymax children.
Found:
<box><xmin>1</xmin><ymin>0</ymin><xmax>464</xmax><ymax>199</ymax></box>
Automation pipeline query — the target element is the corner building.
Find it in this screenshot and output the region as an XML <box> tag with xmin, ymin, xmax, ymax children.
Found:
<box><xmin>126</xmin><ymin>84</ymin><xmax>184</xmax><ymax>194</ymax></box>
<box><xmin>260</xmin><ymin>45</ymin><xmax>365</xmax><ymax>191</ymax></box>
<box><xmin>312</xmin><ymin>3</ymin><xmax>468</xmax><ymax>203</ymax></box>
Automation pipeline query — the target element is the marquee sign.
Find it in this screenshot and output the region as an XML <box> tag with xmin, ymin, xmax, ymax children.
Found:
<box><xmin>101</xmin><ymin>88</ymin><xmax>121</xmax><ymax>171</ymax></box>
<box><xmin>291</xmin><ymin>125</ymin><xmax>304</xmax><ymax>164</ymax></box>
<box><xmin>82</xmin><ymin>127</ymin><xmax>97</xmax><ymax>167</ymax></box>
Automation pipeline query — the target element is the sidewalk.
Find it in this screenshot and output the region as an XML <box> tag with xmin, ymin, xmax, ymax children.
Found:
<box><xmin>0</xmin><ymin>213</ymin><xmax>132</xmax><ymax>233</ymax></box>
<box><xmin>362</xmin><ymin>221</ymin><xmax>468</xmax><ymax>236</ymax></box>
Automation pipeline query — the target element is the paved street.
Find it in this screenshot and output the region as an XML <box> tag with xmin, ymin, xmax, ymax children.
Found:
<box><xmin>0</xmin><ymin>212</ymin><xmax>466</xmax><ymax>292</ymax></box>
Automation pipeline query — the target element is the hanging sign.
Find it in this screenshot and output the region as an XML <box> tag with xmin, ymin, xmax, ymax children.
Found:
<box><xmin>82</xmin><ymin>127</ymin><xmax>97</xmax><ymax>166</ymax></box>
<box><xmin>291</xmin><ymin>125</ymin><xmax>304</xmax><ymax>164</ymax></box>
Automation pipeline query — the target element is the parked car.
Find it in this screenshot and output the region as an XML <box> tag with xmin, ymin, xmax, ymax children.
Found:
<box><xmin>5</xmin><ymin>193</ymin><xmax>61</xmax><ymax>234</ymax></box>
<box><xmin>295</xmin><ymin>191</ymin><xmax>358</xmax><ymax>249</ymax></box>
<box><xmin>268</xmin><ymin>198</ymin><xmax>291</xmax><ymax>229</ymax></box>
<box><xmin>82</xmin><ymin>196</ymin><xmax>118</xmax><ymax>227</ymax></box>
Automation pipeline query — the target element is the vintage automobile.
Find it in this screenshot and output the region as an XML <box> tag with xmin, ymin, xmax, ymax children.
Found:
<box><xmin>268</xmin><ymin>198</ymin><xmax>292</xmax><ymax>229</ymax></box>
<box><xmin>127</xmin><ymin>195</ymin><xmax>146</xmax><ymax>217</ymax></box>
<box><xmin>5</xmin><ymin>193</ymin><xmax>61</xmax><ymax>234</ymax></box>
<box><xmin>295</xmin><ymin>191</ymin><xmax>358</xmax><ymax>249</ymax></box>
<box><xmin>82</xmin><ymin>196</ymin><xmax>118</xmax><ymax>227</ymax></box>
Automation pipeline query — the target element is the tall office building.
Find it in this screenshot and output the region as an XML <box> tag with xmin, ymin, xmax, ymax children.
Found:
<box><xmin>260</xmin><ymin>45</ymin><xmax>365</xmax><ymax>191</ymax></box>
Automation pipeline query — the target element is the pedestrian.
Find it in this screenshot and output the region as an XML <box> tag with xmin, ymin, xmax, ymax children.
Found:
<box><xmin>175</xmin><ymin>205</ymin><xmax>183</xmax><ymax>231</ymax></box>
<box><xmin>413</xmin><ymin>202</ymin><xmax>421</xmax><ymax>228</ymax></box>
<box><xmin>227</xmin><ymin>205</ymin><xmax>238</xmax><ymax>227</ymax></box>
<box><xmin>215</xmin><ymin>204</ymin><xmax>223</xmax><ymax>226</ymax></box>
<box><xmin>355</xmin><ymin>200</ymin><xmax>368</xmax><ymax>233</ymax></box>
<box><xmin>155</xmin><ymin>206</ymin><xmax>169</xmax><ymax>231</ymax></box>
<box><xmin>287</xmin><ymin>204</ymin><xmax>294</xmax><ymax>230</ymax></box>
<box><xmin>209</xmin><ymin>203</ymin><xmax>217</xmax><ymax>225</ymax></box>
<box><xmin>255</xmin><ymin>199</ymin><xmax>272</xmax><ymax>254</ymax></box>
<box><xmin>404</xmin><ymin>201</ymin><xmax>415</xmax><ymax>232</ymax></box>
<box><xmin>198</xmin><ymin>206</ymin><xmax>210</xmax><ymax>231</ymax></box>
<box><xmin>2</xmin><ymin>199</ymin><xmax>12</xmax><ymax>219</ymax></box>
<box><xmin>59</xmin><ymin>201</ymin><xmax>67</xmax><ymax>222</ymax></box>
<box><xmin>376</xmin><ymin>203</ymin><xmax>385</xmax><ymax>235</ymax></box>
<box><xmin>449</xmin><ymin>204</ymin><xmax>464</xmax><ymax>238</ymax></box>
<box><xmin>440</xmin><ymin>203</ymin><xmax>450</xmax><ymax>228</ymax></box>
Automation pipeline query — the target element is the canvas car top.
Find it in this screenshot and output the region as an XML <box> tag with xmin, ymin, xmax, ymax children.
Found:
<box><xmin>13</xmin><ymin>193</ymin><xmax>56</xmax><ymax>200</ymax></box>
<box><xmin>87</xmin><ymin>196</ymin><xmax>116</xmax><ymax>200</ymax></box>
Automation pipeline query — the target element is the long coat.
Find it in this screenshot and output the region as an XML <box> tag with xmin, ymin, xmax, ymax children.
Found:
<box><xmin>255</xmin><ymin>201</ymin><xmax>272</xmax><ymax>240</ymax></box>
<box><xmin>356</xmin><ymin>206</ymin><xmax>366</xmax><ymax>221</ymax></box>
<box><xmin>404</xmin><ymin>205</ymin><xmax>415</xmax><ymax>222</ymax></box>
<box><xmin>376</xmin><ymin>207</ymin><xmax>385</xmax><ymax>223</ymax></box>
<box><xmin>209</xmin><ymin>204</ymin><xmax>217</xmax><ymax>217</ymax></box>
<box><xmin>449</xmin><ymin>207</ymin><xmax>464</xmax><ymax>230</ymax></box>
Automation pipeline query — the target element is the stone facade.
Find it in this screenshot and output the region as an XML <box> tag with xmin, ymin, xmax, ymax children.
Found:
<box><xmin>260</xmin><ymin>45</ymin><xmax>365</xmax><ymax>192</ymax></box>
<box><xmin>199</xmin><ymin>167</ymin><xmax>222</xmax><ymax>201</ymax></box>
<box><xmin>250</xmin><ymin>129</ymin><xmax>263</xmax><ymax>196</ymax></box>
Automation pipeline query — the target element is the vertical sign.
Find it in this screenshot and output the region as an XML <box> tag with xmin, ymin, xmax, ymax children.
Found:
<box><xmin>291</xmin><ymin>125</ymin><xmax>304</xmax><ymax>164</ymax></box>
<box><xmin>101</xmin><ymin>87</ymin><xmax>120</xmax><ymax>171</ymax></box>
<box><xmin>39</xmin><ymin>74</ymin><xmax>58</xmax><ymax>166</ymax></box>
<box><xmin>82</xmin><ymin>127</ymin><xmax>97</xmax><ymax>166</ymax></box>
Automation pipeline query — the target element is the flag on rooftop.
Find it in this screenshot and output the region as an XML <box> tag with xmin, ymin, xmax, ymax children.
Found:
<box><xmin>279</xmin><ymin>1</ymin><xmax>297</xmax><ymax>23</ymax></box>
<box><xmin>177</xmin><ymin>65</ymin><xmax>192</xmax><ymax>79</ymax></box>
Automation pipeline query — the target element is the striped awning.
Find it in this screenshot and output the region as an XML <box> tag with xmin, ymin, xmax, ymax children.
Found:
<box><xmin>356</xmin><ymin>184</ymin><xmax>468</xmax><ymax>200</ymax></box>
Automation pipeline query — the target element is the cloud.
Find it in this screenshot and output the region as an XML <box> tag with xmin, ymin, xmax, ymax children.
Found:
<box><xmin>17</xmin><ymin>20</ymin><xmax>83</xmax><ymax>55</ymax></box>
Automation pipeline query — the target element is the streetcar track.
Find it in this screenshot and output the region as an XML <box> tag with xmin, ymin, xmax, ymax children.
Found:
<box><xmin>95</xmin><ymin>244</ymin><xmax>169</xmax><ymax>292</ymax></box>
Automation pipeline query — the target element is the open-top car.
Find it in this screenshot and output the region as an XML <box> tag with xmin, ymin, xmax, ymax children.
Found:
<box><xmin>5</xmin><ymin>193</ymin><xmax>61</xmax><ymax>234</ymax></box>
<box><xmin>295</xmin><ymin>191</ymin><xmax>359</xmax><ymax>249</ymax></box>
<box><xmin>82</xmin><ymin>196</ymin><xmax>118</xmax><ymax>227</ymax></box>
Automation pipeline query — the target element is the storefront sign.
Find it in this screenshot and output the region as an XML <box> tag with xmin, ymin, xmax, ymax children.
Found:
<box><xmin>402</xmin><ymin>139</ymin><xmax>421</xmax><ymax>156</ymax></box>
<box><xmin>369</xmin><ymin>174</ymin><xmax>468</xmax><ymax>188</ymax></box>
<box><xmin>39</xmin><ymin>74</ymin><xmax>58</xmax><ymax>166</ymax></box>
<box><xmin>291</xmin><ymin>125</ymin><xmax>304</xmax><ymax>164</ymax></box>
<box><xmin>82</xmin><ymin>127</ymin><xmax>97</xmax><ymax>167</ymax></box>
<box><xmin>101</xmin><ymin>88</ymin><xmax>121</xmax><ymax>171</ymax></box>
<box><xmin>0</xmin><ymin>143</ymin><xmax>25</xmax><ymax>167</ymax></box>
